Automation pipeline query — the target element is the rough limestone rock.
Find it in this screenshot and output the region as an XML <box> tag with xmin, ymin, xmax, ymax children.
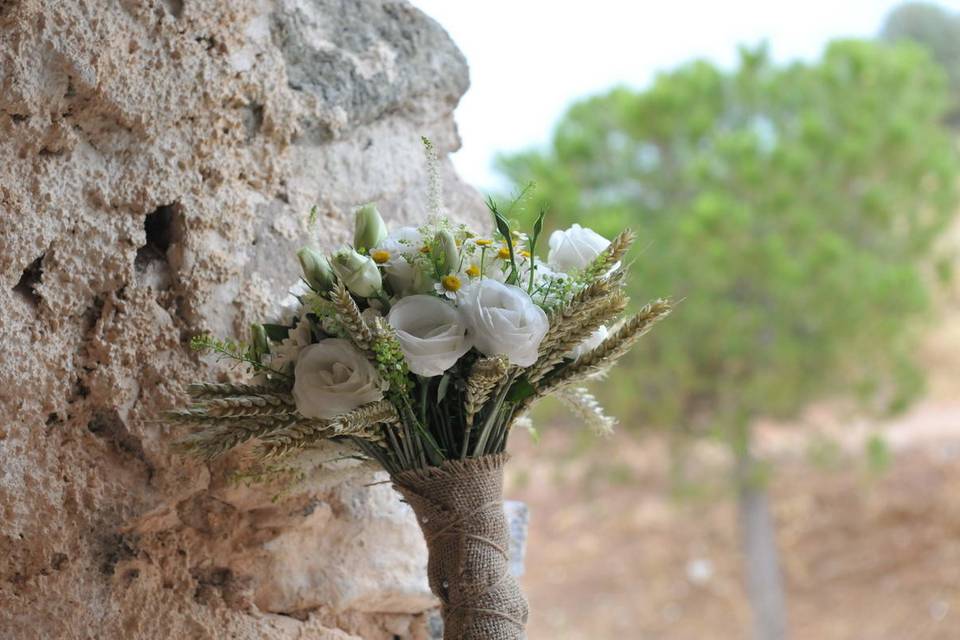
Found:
<box><xmin>0</xmin><ymin>1</ymin><xmax>487</xmax><ymax>638</ymax></box>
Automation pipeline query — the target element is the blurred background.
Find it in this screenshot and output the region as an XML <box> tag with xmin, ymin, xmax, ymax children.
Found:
<box><xmin>415</xmin><ymin>2</ymin><xmax>960</xmax><ymax>639</ymax></box>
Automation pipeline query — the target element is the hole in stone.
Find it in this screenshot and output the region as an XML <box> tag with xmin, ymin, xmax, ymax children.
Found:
<box><xmin>136</xmin><ymin>203</ymin><xmax>181</xmax><ymax>289</ymax></box>
<box><xmin>243</xmin><ymin>102</ymin><xmax>264</xmax><ymax>140</ymax></box>
<box><xmin>145</xmin><ymin>204</ymin><xmax>176</xmax><ymax>253</ymax></box>
<box><xmin>195</xmin><ymin>35</ymin><xmax>215</xmax><ymax>50</ymax></box>
<box><xmin>13</xmin><ymin>254</ymin><xmax>44</xmax><ymax>305</ymax></box>
<box><xmin>163</xmin><ymin>0</ymin><xmax>183</xmax><ymax>19</ymax></box>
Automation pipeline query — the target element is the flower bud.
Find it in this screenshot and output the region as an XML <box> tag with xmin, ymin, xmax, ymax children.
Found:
<box><xmin>332</xmin><ymin>246</ymin><xmax>383</xmax><ymax>298</ymax></box>
<box><xmin>353</xmin><ymin>203</ymin><xmax>388</xmax><ymax>251</ymax></box>
<box><xmin>433</xmin><ymin>229</ymin><xmax>459</xmax><ymax>275</ymax></box>
<box><xmin>250</xmin><ymin>323</ymin><xmax>269</xmax><ymax>361</ymax></box>
<box><xmin>297</xmin><ymin>247</ymin><xmax>335</xmax><ymax>293</ymax></box>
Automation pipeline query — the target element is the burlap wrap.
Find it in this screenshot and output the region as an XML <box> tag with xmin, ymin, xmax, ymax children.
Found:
<box><xmin>393</xmin><ymin>453</ymin><xmax>528</xmax><ymax>640</ymax></box>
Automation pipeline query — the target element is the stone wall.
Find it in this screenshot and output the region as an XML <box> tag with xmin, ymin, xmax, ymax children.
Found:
<box><xmin>0</xmin><ymin>1</ymin><xmax>485</xmax><ymax>637</ymax></box>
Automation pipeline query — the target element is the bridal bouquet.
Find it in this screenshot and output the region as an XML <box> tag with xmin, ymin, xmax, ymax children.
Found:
<box><xmin>169</xmin><ymin>143</ymin><xmax>670</xmax><ymax>640</ymax></box>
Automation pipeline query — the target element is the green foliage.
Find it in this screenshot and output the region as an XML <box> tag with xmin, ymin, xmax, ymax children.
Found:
<box><xmin>189</xmin><ymin>334</ymin><xmax>291</xmax><ymax>380</ymax></box>
<box><xmin>881</xmin><ymin>2</ymin><xmax>960</xmax><ymax>122</ymax></box>
<box><xmin>865</xmin><ymin>433</ymin><xmax>893</xmax><ymax>474</ymax></box>
<box><xmin>496</xmin><ymin>41</ymin><xmax>960</xmax><ymax>445</ymax></box>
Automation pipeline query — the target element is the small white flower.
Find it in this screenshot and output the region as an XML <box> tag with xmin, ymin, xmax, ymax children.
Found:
<box><xmin>375</xmin><ymin>227</ymin><xmax>430</xmax><ymax>296</ymax></box>
<box><xmin>292</xmin><ymin>339</ymin><xmax>386</xmax><ymax>420</ymax></box>
<box><xmin>567</xmin><ymin>325</ymin><xmax>608</xmax><ymax>360</ymax></box>
<box><xmin>387</xmin><ymin>295</ymin><xmax>472</xmax><ymax>377</ymax></box>
<box><xmin>547</xmin><ymin>223</ymin><xmax>611</xmax><ymax>273</ymax></box>
<box><xmin>270</xmin><ymin>316</ymin><xmax>314</xmax><ymax>371</ymax></box>
<box><xmin>433</xmin><ymin>273</ymin><xmax>465</xmax><ymax>300</ymax></box>
<box><xmin>459</xmin><ymin>279</ymin><xmax>549</xmax><ymax>366</ymax></box>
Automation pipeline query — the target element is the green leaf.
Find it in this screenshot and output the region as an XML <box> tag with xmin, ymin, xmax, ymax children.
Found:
<box><xmin>527</xmin><ymin>207</ymin><xmax>546</xmax><ymax>292</ymax></box>
<box><xmin>487</xmin><ymin>197</ymin><xmax>519</xmax><ymax>284</ymax></box>
<box><xmin>506</xmin><ymin>377</ymin><xmax>536</xmax><ymax>404</ymax></box>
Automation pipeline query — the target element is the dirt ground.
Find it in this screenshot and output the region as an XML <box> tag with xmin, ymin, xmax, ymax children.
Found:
<box><xmin>507</xmin><ymin>301</ymin><xmax>960</xmax><ymax>639</ymax></box>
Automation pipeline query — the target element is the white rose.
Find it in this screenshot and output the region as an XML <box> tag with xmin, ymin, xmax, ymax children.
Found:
<box><xmin>459</xmin><ymin>279</ymin><xmax>549</xmax><ymax>367</ymax></box>
<box><xmin>547</xmin><ymin>223</ymin><xmax>611</xmax><ymax>273</ymax></box>
<box><xmin>387</xmin><ymin>295</ymin><xmax>472</xmax><ymax>377</ymax></box>
<box><xmin>567</xmin><ymin>325</ymin><xmax>608</xmax><ymax>360</ymax></box>
<box><xmin>292</xmin><ymin>339</ymin><xmax>385</xmax><ymax>419</ymax></box>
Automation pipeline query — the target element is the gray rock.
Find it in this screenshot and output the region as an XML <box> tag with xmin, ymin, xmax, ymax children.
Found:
<box><xmin>0</xmin><ymin>1</ymin><xmax>485</xmax><ymax>638</ymax></box>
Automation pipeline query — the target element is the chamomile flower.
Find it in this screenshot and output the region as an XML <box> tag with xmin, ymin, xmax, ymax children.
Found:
<box><xmin>434</xmin><ymin>273</ymin><xmax>464</xmax><ymax>299</ymax></box>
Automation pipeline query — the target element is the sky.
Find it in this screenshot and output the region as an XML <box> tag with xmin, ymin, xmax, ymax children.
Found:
<box><xmin>412</xmin><ymin>0</ymin><xmax>960</xmax><ymax>190</ymax></box>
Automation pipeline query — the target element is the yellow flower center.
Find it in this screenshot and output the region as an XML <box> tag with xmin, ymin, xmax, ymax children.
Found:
<box><xmin>497</xmin><ymin>247</ymin><xmax>511</xmax><ymax>259</ymax></box>
<box><xmin>475</xmin><ymin>239</ymin><xmax>493</xmax><ymax>246</ymax></box>
<box><xmin>371</xmin><ymin>249</ymin><xmax>390</xmax><ymax>264</ymax></box>
<box><xmin>520</xmin><ymin>250</ymin><xmax>531</xmax><ymax>259</ymax></box>
<box><xmin>441</xmin><ymin>274</ymin><xmax>462</xmax><ymax>292</ymax></box>
<box><xmin>465</xmin><ymin>264</ymin><xmax>480</xmax><ymax>278</ymax></box>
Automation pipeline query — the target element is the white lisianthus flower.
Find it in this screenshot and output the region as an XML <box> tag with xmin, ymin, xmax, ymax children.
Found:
<box><xmin>566</xmin><ymin>325</ymin><xmax>608</xmax><ymax>360</ymax></box>
<box><xmin>547</xmin><ymin>223</ymin><xmax>611</xmax><ymax>273</ymax></box>
<box><xmin>276</xmin><ymin>280</ymin><xmax>311</xmax><ymax>324</ymax></box>
<box><xmin>387</xmin><ymin>295</ymin><xmax>472</xmax><ymax>376</ymax></box>
<box><xmin>331</xmin><ymin>246</ymin><xmax>383</xmax><ymax>298</ymax></box>
<box><xmin>270</xmin><ymin>316</ymin><xmax>314</xmax><ymax>371</ymax></box>
<box><xmin>374</xmin><ymin>226</ymin><xmax>429</xmax><ymax>296</ymax></box>
<box><xmin>459</xmin><ymin>279</ymin><xmax>549</xmax><ymax>366</ymax></box>
<box><xmin>292</xmin><ymin>339</ymin><xmax>385</xmax><ymax>419</ymax></box>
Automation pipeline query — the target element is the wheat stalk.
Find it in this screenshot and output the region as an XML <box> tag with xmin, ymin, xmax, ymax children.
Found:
<box><xmin>186</xmin><ymin>382</ymin><xmax>289</xmax><ymax>398</ymax></box>
<box><xmin>258</xmin><ymin>400</ymin><xmax>398</xmax><ymax>458</ymax></box>
<box><xmin>526</xmin><ymin>299</ymin><xmax>672</xmax><ymax>409</ymax></box>
<box><xmin>331</xmin><ymin>280</ymin><xmax>374</xmax><ymax>353</ymax></box>
<box><xmin>581</xmin><ymin>228</ymin><xmax>636</xmax><ymax>281</ymax></box>
<box><xmin>536</xmin><ymin>278</ymin><xmax>619</xmax><ymax>357</ymax></box>
<box><xmin>464</xmin><ymin>356</ymin><xmax>510</xmax><ymax>428</ymax></box>
<box><xmin>557</xmin><ymin>387</ymin><xmax>617</xmax><ymax>435</ymax></box>
<box><xmin>528</xmin><ymin>292</ymin><xmax>628</xmax><ymax>384</ymax></box>
<box><xmin>175</xmin><ymin>415</ymin><xmax>297</xmax><ymax>460</ymax></box>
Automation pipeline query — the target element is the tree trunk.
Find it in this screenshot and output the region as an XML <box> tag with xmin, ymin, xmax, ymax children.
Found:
<box><xmin>736</xmin><ymin>447</ymin><xmax>788</xmax><ymax>640</ymax></box>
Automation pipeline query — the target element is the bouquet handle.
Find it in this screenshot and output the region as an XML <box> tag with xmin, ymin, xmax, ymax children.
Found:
<box><xmin>393</xmin><ymin>453</ymin><xmax>528</xmax><ymax>640</ymax></box>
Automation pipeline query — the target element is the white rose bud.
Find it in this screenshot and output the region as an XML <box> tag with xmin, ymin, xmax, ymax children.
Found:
<box><xmin>459</xmin><ymin>279</ymin><xmax>549</xmax><ymax>366</ymax></box>
<box><xmin>250</xmin><ymin>323</ymin><xmax>269</xmax><ymax>361</ymax></box>
<box><xmin>353</xmin><ymin>203</ymin><xmax>388</xmax><ymax>251</ymax></box>
<box><xmin>387</xmin><ymin>295</ymin><xmax>472</xmax><ymax>377</ymax></box>
<box><xmin>292</xmin><ymin>339</ymin><xmax>385</xmax><ymax>419</ymax></box>
<box><xmin>331</xmin><ymin>246</ymin><xmax>382</xmax><ymax>298</ymax></box>
<box><xmin>433</xmin><ymin>229</ymin><xmax>459</xmax><ymax>275</ymax></box>
<box><xmin>547</xmin><ymin>223</ymin><xmax>611</xmax><ymax>273</ymax></box>
<box><xmin>297</xmin><ymin>247</ymin><xmax>335</xmax><ymax>293</ymax></box>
